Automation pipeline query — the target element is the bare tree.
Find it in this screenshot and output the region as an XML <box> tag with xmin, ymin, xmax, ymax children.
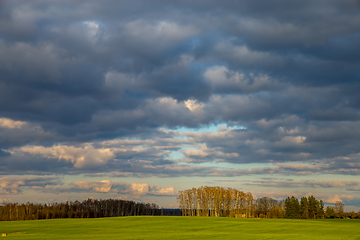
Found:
<box><xmin>334</xmin><ymin>201</ymin><xmax>344</xmax><ymax>218</ymax></box>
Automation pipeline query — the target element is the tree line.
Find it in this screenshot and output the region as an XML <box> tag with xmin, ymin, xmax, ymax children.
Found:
<box><xmin>2</xmin><ymin>188</ymin><xmax>359</xmax><ymax>221</ymax></box>
<box><xmin>256</xmin><ymin>195</ymin><xmax>360</xmax><ymax>219</ymax></box>
<box><xmin>178</xmin><ymin>186</ymin><xmax>360</xmax><ymax>219</ymax></box>
<box><xmin>0</xmin><ymin>198</ymin><xmax>161</xmax><ymax>221</ymax></box>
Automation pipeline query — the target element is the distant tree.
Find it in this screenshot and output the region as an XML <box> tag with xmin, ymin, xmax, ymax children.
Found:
<box><xmin>334</xmin><ymin>201</ymin><xmax>344</xmax><ymax>218</ymax></box>
<box><xmin>317</xmin><ymin>200</ymin><xmax>325</xmax><ymax>219</ymax></box>
<box><xmin>356</xmin><ymin>211</ymin><xmax>360</xmax><ymax>219</ymax></box>
<box><xmin>307</xmin><ymin>195</ymin><xmax>319</xmax><ymax>219</ymax></box>
<box><xmin>300</xmin><ymin>197</ymin><xmax>309</xmax><ymax>219</ymax></box>
<box><xmin>284</xmin><ymin>196</ymin><xmax>300</xmax><ymax>219</ymax></box>
<box><xmin>325</xmin><ymin>206</ymin><xmax>335</xmax><ymax>219</ymax></box>
<box><xmin>347</xmin><ymin>211</ymin><xmax>357</xmax><ymax>219</ymax></box>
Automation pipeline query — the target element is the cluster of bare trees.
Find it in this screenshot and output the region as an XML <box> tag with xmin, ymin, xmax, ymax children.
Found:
<box><xmin>254</xmin><ymin>197</ymin><xmax>284</xmax><ymax>218</ymax></box>
<box><xmin>325</xmin><ymin>201</ymin><xmax>360</xmax><ymax>219</ymax></box>
<box><xmin>178</xmin><ymin>186</ymin><xmax>255</xmax><ymax>218</ymax></box>
<box><xmin>0</xmin><ymin>198</ymin><xmax>160</xmax><ymax>221</ymax></box>
<box><xmin>178</xmin><ymin>187</ymin><xmax>360</xmax><ymax>219</ymax></box>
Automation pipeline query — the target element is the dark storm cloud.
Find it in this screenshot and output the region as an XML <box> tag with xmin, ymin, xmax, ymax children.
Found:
<box><xmin>2</xmin><ymin>130</ymin><xmax>360</xmax><ymax>176</ymax></box>
<box><xmin>1</xmin><ymin>0</ymin><xmax>360</xmax><ymax>175</ymax></box>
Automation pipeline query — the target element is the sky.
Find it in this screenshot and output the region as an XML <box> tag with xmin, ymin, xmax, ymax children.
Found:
<box><xmin>1</xmin><ymin>0</ymin><xmax>360</xmax><ymax>211</ymax></box>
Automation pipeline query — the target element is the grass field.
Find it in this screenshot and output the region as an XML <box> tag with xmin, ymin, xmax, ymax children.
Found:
<box><xmin>0</xmin><ymin>216</ymin><xmax>360</xmax><ymax>239</ymax></box>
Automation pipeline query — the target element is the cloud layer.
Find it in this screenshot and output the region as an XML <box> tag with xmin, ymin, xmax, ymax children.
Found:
<box><xmin>1</xmin><ymin>0</ymin><xmax>360</xmax><ymax>208</ymax></box>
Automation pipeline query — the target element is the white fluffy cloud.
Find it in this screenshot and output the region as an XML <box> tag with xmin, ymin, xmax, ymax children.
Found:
<box><xmin>0</xmin><ymin>118</ymin><xmax>27</xmax><ymax>129</ymax></box>
<box><xmin>8</xmin><ymin>144</ymin><xmax>115</xmax><ymax>169</ymax></box>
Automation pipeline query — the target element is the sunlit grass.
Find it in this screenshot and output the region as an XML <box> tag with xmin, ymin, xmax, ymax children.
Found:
<box><xmin>0</xmin><ymin>216</ymin><xmax>359</xmax><ymax>239</ymax></box>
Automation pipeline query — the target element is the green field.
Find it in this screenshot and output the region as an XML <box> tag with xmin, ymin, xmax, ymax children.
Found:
<box><xmin>0</xmin><ymin>216</ymin><xmax>359</xmax><ymax>239</ymax></box>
